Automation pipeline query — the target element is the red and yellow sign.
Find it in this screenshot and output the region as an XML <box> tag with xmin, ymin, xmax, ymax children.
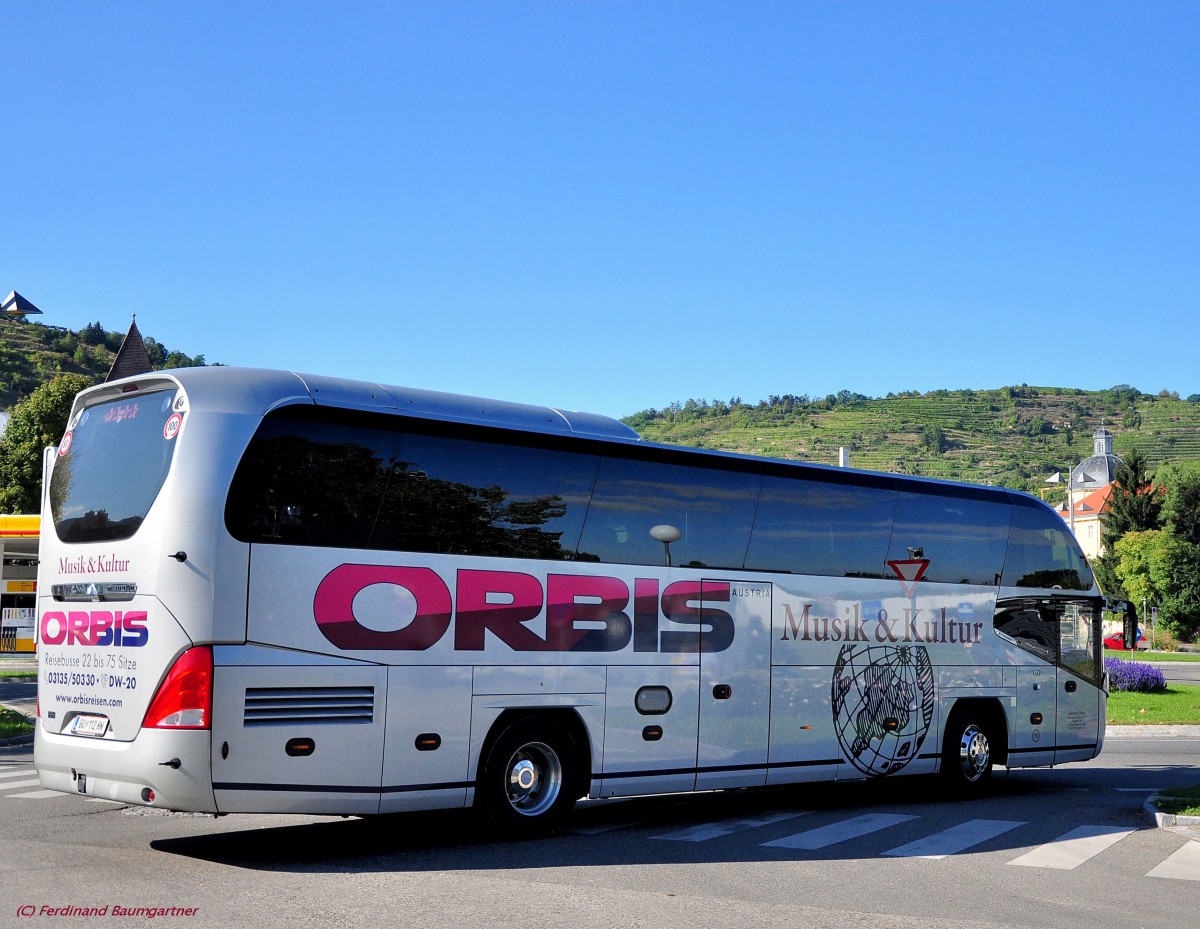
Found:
<box><xmin>0</xmin><ymin>514</ymin><xmax>39</xmax><ymax>539</ymax></box>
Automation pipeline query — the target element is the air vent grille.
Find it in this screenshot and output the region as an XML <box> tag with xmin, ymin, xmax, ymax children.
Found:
<box><xmin>243</xmin><ymin>686</ymin><xmax>374</xmax><ymax>727</ymax></box>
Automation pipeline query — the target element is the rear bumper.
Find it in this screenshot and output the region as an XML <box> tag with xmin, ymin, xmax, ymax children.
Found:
<box><xmin>35</xmin><ymin>724</ymin><xmax>218</xmax><ymax>813</ymax></box>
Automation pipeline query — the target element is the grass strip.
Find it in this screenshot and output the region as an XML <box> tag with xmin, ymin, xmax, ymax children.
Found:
<box><xmin>1103</xmin><ymin>649</ymin><xmax>1200</xmax><ymax>663</ymax></box>
<box><xmin>1107</xmin><ymin>683</ymin><xmax>1200</xmax><ymax>725</ymax></box>
<box><xmin>1153</xmin><ymin>785</ymin><xmax>1200</xmax><ymax>817</ymax></box>
<box><xmin>0</xmin><ymin>706</ymin><xmax>33</xmax><ymax>740</ymax></box>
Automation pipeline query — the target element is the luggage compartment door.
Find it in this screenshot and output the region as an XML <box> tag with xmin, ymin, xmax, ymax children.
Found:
<box><xmin>212</xmin><ymin>661</ymin><xmax>386</xmax><ymax>815</ymax></box>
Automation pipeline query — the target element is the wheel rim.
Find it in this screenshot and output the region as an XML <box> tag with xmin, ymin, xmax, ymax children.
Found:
<box><xmin>957</xmin><ymin>723</ymin><xmax>990</xmax><ymax>782</ymax></box>
<box><xmin>503</xmin><ymin>740</ymin><xmax>563</xmax><ymax>817</ymax></box>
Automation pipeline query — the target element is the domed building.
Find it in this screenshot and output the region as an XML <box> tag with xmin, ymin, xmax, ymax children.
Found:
<box><xmin>1069</xmin><ymin>429</ymin><xmax>1122</xmax><ymax>493</ymax></box>
<box><xmin>1053</xmin><ymin>429</ymin><xmax>1123</xmax><ymax>560</ymax></box>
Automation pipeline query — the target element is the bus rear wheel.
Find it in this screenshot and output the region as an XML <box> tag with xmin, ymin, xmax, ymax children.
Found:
<box><xmin>478</xmin><ymin>718</ymin><xmax>577</xmax><ymax>836</ymax></box>
<box><xmin>942</xmin><ymin>707</ymin><xmax>993</xmax><ymax>795</ymax></box>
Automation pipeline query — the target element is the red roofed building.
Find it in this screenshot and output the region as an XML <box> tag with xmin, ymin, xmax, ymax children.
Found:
<box><xmin>1048</xmin><ymin>429</ymin><xmax>1124</xmax><ymax>560</ymax></box>
<box><xmin>1054</xmin><ymin>483</ymin><xmax>1113</xmax><ymax>560</ymax></box>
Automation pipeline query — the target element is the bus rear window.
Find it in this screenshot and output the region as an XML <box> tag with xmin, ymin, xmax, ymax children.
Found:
<box><xmin>50</xmin><ymin>390</ymin><xmax>181</xmax><ymax>543</ymax></box>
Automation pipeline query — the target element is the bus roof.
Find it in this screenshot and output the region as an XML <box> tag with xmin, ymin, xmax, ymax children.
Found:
<box><xmin>88</xmin><ymin>366</ymin><xmax>643</xmax><ymax>443</ymax></box>
<box><xmin>91</xmin><ymin>366</ymin><xmax>1045</xmax><ymax>510</ymax></box>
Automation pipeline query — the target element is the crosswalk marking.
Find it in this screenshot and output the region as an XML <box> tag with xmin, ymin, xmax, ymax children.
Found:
<box><xmin>2</xmin><ymin>772</ymin><xmax>1195</xmax><ymax>883</ymax></box>
<box><xmin>653</xmin><ymin>812</ymin><xmax>808</xmax><ymax>842</ymax></box>
<box><xmin>884</xmin><ymin>819</ymin><xmax>1025</xmax><ymax>859</ymax></box>
<box><xmin>1146</xmin><ymin>840</ymin><xmax>1200</xmax><ymax>881</ymax></box>
<box><xmin>0</xmin><ymin>778</ymin><xmax>43</xmax><ymax>791</ymax></box>
<box><xmin>568</xmin><ymin>819</ymin><xmax>638</xmax><ymax>835</ymax></box>
<box><xmin>1009</xmin><ymin>825</ymin><xmax>1134</xmax><ymax>870</ymax></box>
<box><xmin>763</xmin><ymin>812</ymin><xmax>917</xmax><ymax>850</ymax></box>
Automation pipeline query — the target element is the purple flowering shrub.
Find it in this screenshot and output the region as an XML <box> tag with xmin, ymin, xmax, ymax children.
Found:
<box><xmin>1104</xmin><ymin>657</ymin><xmax>1167</xmax><ymax>693</ymax></box>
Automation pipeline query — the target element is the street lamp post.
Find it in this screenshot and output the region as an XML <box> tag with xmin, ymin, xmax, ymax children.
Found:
<box><xmin>1045</xmin><ymin>470</ymin><xmax>1078</xmax><ymax>536</ymax></box>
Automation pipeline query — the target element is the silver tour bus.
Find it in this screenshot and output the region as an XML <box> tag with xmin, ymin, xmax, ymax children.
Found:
<box><xmin>35</xmin><ymin>367</ymin><xmax>1106</xmax><ymax>836</ymax></box>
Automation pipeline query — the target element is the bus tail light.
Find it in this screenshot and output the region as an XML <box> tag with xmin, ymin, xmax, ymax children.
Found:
<box><xmin>142</xmin><ymin>646</ymin><xmax>213</xmax><ymax>730</ymax></box>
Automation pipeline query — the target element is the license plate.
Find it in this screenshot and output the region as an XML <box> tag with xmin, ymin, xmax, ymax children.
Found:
<box><xmin>70</xmin><ymin>714</ymin><xmax>109</xmax><ymax>737</ymax></box>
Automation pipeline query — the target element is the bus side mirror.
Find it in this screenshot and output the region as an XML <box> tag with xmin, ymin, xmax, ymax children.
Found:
<box><xmin>1123</xmin><ymin>608</ymin><xmax>1138</xmax><ymax>651</ymax></box>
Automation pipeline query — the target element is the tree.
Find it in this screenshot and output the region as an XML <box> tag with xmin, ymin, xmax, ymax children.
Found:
<box><xmin>1156</xmin><ymin>542</ymin><xmax>1200</xmax><ymax>641</ymax></box>
<box><xmin>143</xmin><ymin>337</ymin><xmax>167</xmax><ymax>368</ymax></box>
<box><xmin>1096</xmin><ymin>448</ymin><xmax>1163</xmax><ymax>600</ymax></box>
<box><xmin>1101</xmin><ymin>448</ymin><xmax>1161</xmax><ymax>551</ymax></box>
<box><xmin>0</xmin><ymin>373</ymin><xmax>93</xmax><ymax>513</ymax></box>
<box><xmin>80</xmin><ymin>321</ymin><xmax>106</xmax><ymax>345</ymax></box>
<box><xmin>1112</xmin><ymin>527</ymin><xmax>1200</xmax><ymax>642</ymax></box>
<box><xmin>1158</xmin><ymin>464</ymin><xmax>1200</xmax><ymax>545</ymax></box>
<box><xmin>918</xmin><ymin>424</ymin><xmax>947</xmax><ymax>454</ymax></box>
<box><xmin>1092</xmin><ymin>551</ymin><xmax>1124</xmax><ymax>599</ymax></box>
<box><xmin>1113</xmin><ymin>530</ymin><xmax>1171</xmax><ymax>614</ymax></box>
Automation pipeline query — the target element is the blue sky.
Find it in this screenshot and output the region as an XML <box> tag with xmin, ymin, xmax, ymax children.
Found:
<box><xmin>2</xmin><ymin>3</ymin><xmax>1197</xmax><ymax>419</ymax></box>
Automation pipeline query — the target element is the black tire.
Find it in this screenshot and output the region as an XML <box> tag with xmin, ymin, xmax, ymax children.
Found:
<box><xmin>477</xmin><ymin>717</ymin><xmax>578</xmax><ymax>836</ymax></box>
<box><xmin>941</xmin><ymin>707</ymin><xmax>994</xmax><ymax>795</ymax></box>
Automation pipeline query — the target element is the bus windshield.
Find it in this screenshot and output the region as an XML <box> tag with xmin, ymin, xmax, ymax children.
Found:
<box><xmin>50</xmin><ymin>389</ymin><xmax>181</xmax><ymax>543</ymax></box>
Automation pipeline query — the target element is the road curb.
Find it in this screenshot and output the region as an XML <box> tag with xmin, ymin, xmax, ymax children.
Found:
<box><xmin>1107</xmin><ymin>724</ymin><xmax>1200</xmax><ymax>738</ymax></box>
<box><xmin>1144</xmin><ymin>795</ymin><xmax>1200</xmax><ymax>841</ymax></box>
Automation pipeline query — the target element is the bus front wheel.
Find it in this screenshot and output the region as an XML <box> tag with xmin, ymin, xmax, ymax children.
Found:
<box><xmin>478</xmin><ymin>717</ymin><xmax>577</xmax><ymax>836</ymax></box>
<box><xmin>941</xmin><ymin>707</ymin><xmax>994</xmax><ymax>795</ymax></box>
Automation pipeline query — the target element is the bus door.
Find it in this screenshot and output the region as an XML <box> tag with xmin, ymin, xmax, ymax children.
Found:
<box><xmin>1012</xmin><ymin>666</ymin><xmax>1056</xmax><ymax>767</ymax></box>
<box><xmin>1055</xmin><ymin>599</ymin><xmax>1101</xmax><ymax>764</ymax></box>
<box><xmin>696</xmin><ymin>580</ymin><xmax>772</xmax><ymax>790</ymax></box>
<box><xmin>994</xmin><ymin>599</ymin><xmax>1057</xmax><ymax>768</ymax></box>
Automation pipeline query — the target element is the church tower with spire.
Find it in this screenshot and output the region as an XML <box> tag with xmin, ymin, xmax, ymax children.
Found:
<box><xmin>105</xmin><ymin>317</ymin><xmax>154</xmax><ymax>382</ymax></box>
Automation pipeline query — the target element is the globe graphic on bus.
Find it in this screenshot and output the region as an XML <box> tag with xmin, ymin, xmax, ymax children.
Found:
<box><xmin>832</xmin><ymin>644</ymin><xmax>935</xmax><ymax>777</ymax></box>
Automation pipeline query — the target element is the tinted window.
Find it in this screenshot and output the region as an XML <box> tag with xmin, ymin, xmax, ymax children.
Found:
<box><xmin>1059</xmin><ymin>599</ymin><xmax>1099</xmax><ymax>682</ymax></box>
<box><xmin>745</xmin><ymin>476</ymin><xmax>896</xmax><ymax>577</ymax></box>
<box><xmin>887</xmin><ymin>491</ymin><xmax>1010</xmax><ymax>585</ymax></box>
<box><xmin>993</xmin><ymin>600</ymin><xmax>1057</xmax><ymax>662</ymax></box>
<box><xmin>993</xmin><ymin>597</ymin><xmax>1100</xmax><ymax>683</ymax></box>
<box><xmin>1001</xmin><ymin>501</ymin><xmax>1094</xmax><ymax>590</ymax></box>
<box><xmin>51</xmin><ymin>390</ymin><xmax>181</xmax><ymax>543</ymax></box>
<box><xmin>371</xmin><ymin>433</ymin><xmax>598</xmax><ymax>559</ymax></box>
<box><xmin>576</xmin><ymin>458</ymin><xmax>761</xmax><ymax>568</ymax></box>
<box><xmin>225</xmin><ymin>414</ymin><xmax>396</xmax><ymax>548</ymax></box>
<box><xmin>226</xmin><ymin>409</ymin><xmax>598</xmax><ymax>559</ymax></box>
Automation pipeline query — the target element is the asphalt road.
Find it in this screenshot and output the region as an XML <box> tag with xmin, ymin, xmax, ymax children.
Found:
<box><xmin>0</xmin><ymin>678</ymin><xmax>35</xmax><ymax>718</ymax></box>
<box><xmin>1151</xmin><ymin>661</ymin><xmax>1200</xmax><ymax>686</ymax></box>
<box><xmin>1</xmin><ymin>731</ymin><xmax>1197</xmax><ymax>929</ymax></box>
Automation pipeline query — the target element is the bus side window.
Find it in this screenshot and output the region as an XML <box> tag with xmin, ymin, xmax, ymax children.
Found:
<box><xmin>745</xmin><ymin>476</ymin><xmax>896</xmax><ymax>578</ymax></box>
<box><xmin>888</xmin><ymin>491</ymin><xmax>1010</xmax><ymax>585</ymax></box>
<box><xmin>993</xmin><ymin>601</ymin><xmax>1057</xmax><ymax>662</ymax></box>
<box><xmin>1059</xmin><ymin>600</ymin><xmax>1099</xmax><ymax>682</ymax></box>
<box><xmin>369</xmin><ymin>433</ymin><xmax>598</xmax><ymax>561</ymax></box>
<box><xmin>576</xmin><ymin>458</ymin><xmax>760</xmax><ymax>568</ymax></box>
<box><xmin>1001</xmin><ymin>499</ymin><xmax>1094</xmax><ymax>591</ymax></box>
<box><xmin>226</xmin><ymin>415</ymin><xmax>397</xmax><ymax>549</ymax></box>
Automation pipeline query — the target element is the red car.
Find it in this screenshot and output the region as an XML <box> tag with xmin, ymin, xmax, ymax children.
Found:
<box><xmin>1103</xmin><ymin>630</ymin><xmax>1145</xmax><ymax>650</ymax></box>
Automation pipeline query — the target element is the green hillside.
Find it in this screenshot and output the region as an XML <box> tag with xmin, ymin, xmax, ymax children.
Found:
<box><xmin>623</xmin><ymin>386</ymin><xmax>1200</xmax><ymax>495</ymax></box>
<box><xmin>6</xmin><ymin>316</ymin><xmax>1200</xmax><ymax>498</ymax></box>
<box><xmin>0</xmin><ymin>318</ymin><xmax>205</xmax><ymax>411</ymax></box>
